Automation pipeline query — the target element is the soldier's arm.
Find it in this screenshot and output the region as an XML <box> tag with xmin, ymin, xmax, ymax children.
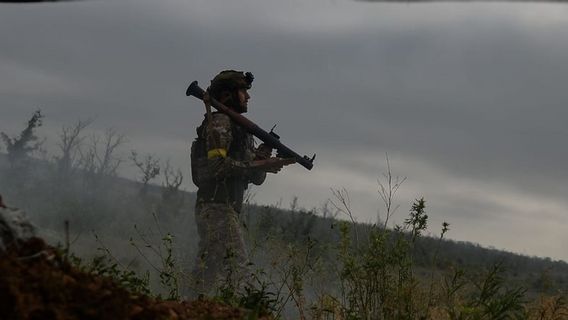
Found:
<box><xmin>247</xmin><ymin>148</ymin><xmax>266</xmax><ymax>185</ymax></box>
<box><xmin>206</xmin><ymin>113</ymin><xmax>292</xmax><ymax>183</ymax></box>
<box><xmin>205</xmin><ymin>113</ymin><xmax>234</xmax><ymax>180</ymax></box>
<box><xmin>206</xmin><ymin>113</ymin><xmax>265</xmax><ymax>180</ymax></box>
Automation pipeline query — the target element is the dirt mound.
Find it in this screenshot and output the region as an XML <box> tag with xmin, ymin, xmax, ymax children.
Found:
<box><xmin>0</xmin><ymin>238</ymin><xmax>268</xmax><ymax>320</ymax></box>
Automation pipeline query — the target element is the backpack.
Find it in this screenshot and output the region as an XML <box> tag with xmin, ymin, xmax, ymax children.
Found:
<box><xmin>190</xmin><ymin>114</ymin><xmax>248</xmax><ymax>188</ymax></box>
<box><xmin>190</xmin><ymin>121</ymin><xmax>208</xmax><ymax>187</ymax></box>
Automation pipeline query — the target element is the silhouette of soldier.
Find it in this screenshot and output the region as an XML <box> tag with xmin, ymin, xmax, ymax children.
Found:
<box><xmin>189</xmin><ymin>70</ymin><xmax>293</xmax><ymax>295</ymax></box>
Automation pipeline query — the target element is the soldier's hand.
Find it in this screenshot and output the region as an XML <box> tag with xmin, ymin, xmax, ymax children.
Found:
<box><xmin>260</xmin><ymin>157</ymin><xmax>296</xmax><ymax>173</ymax></box>
<box><xmin>251</xmin><ymin>157</ymin><xmax>295</xmax><ymax>174</ymax></box>
<box><xmin>255</xmin><ymin>143</ymin><xmax>273</xmax><ymax>160</ymax></box>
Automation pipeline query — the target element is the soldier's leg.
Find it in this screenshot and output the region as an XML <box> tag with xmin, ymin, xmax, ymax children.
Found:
<box><xmin>190</xmin><ymin>202</ymin><xmax>250</xmax><ymax>296</ymax></box>
<box><xmin>224</xmin><ymin>206</ymin><xmax>250</xmax><ymax>288</ymax></box>
<box><xmin>190</xmin><ymin>201</ymin><xmax>215</xmax><ymax>296</ymax></box>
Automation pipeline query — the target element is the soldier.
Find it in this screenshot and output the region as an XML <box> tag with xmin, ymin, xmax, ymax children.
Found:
<box><xmin>190</xmin><ymin>70</ymin><xmax>294</xmax><ymax>296</ymax></box>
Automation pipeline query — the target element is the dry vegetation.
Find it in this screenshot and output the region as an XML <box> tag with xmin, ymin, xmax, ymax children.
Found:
<box><xmin>1</xmin><ymin>111</ymin><xmax>567</xmax><ymax>319</ymax></box>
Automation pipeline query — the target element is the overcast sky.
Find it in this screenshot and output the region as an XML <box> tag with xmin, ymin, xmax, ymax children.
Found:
<box><xmin>1</xmin><ymin>0</ymin><xmax>568</xmax><ymax>261</ymax></box>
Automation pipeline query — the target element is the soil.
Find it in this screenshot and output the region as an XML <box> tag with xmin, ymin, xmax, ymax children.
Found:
<box><xmin>0</xmin><ymin>237</ymin><xmax>270</xmax><ymax>320</ymax></box>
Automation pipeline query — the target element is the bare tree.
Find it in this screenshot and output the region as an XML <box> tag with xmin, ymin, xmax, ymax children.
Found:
<box><xmin>330</xmin><ymin>187</ymin><xmax>359</xmax><ymax>247</ymax></box>
<box><xmin>154</xmin><ymin>160</ymin><xmax>185</xmax><ymax>220</ymax></box>
<box><xmin>79</xmin><ymin>128</ymin><xmax>126</xmax><ymax>186</ymax></box>
<box><xmin>97</xmin><ymin>128</ymin><xmax>125</xmax><ymax>177</ymax></box>
<box><xmin>79</xmin><ymin>136</ymin><xmax>97</xmax><ymax>179</ymax></box>
<box><xmin>377</xmin><ymin>154</ymin><xmax>406</xmax><ymax>228</ymax></box>
<box><xmin>55</xmin><ymin>119</ymin><xmax>92</xmax><ymax>177</ymax></box>
<box><xmin>130</xmin><ymin>151</ymin><xmax>160</xmax><ymax>195</ymax></box>
<box><xmin>161</xmin><ymin>160</ymin><xmax>183</xmax><ymax>201</ymax></box>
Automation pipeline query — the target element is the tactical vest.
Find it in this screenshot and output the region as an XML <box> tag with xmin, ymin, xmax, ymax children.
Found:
<box><xmin>190</xmin><ymin>114</ymin><xmax>253</xmax><ymax>212</ymax></box>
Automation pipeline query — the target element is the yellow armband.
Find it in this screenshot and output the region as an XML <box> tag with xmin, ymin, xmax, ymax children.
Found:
<box><xmin>207</xmin><ymin>148</ymin><xmax>227</xmax><ymax>159</ymax></box>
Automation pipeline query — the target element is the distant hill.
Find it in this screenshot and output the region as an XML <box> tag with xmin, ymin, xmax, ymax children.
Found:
<box><xmin>1</xmin><ymin>150</ymin><xmax>567</xmax><ymax>300</ymax></box>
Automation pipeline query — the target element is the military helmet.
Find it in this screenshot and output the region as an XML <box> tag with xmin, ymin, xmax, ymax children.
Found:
<box><xmin>208</xmin><ymin>70</ymin><xmax>254</xmax><ymax>99</ymax></box>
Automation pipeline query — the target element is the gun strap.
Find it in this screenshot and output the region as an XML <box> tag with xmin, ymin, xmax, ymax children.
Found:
<box><xmin>204</xmin><ymin>90</ymin><xmax>214</xmax><ymax>128</ymax></box>
<box><xmin>203</xmin><ymin>90</ymin><xmax>222</xmax><ymax>154</ymax></box>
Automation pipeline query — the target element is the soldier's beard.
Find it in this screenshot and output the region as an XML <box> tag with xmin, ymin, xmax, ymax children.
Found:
<box><xmin>236</xmin><ymin>104</ymin><xmax>247</xmax><ymax>113</ymax></box>
<box><xmin>228</xmin><ymin>97</ymin><xmax>247</xmax><ymax>113</ymax></box>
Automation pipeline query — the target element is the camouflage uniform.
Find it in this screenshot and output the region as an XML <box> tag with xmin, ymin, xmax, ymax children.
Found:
<box><xmin>190</xmin><ymin>111</ymin><xmax>266</xmax><ymax>295</ymax></box>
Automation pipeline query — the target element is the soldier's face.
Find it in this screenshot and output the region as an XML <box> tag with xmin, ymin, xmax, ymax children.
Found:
<box><xmin>236</xmin><ymin>89</ymin><xmax>250</xmax><ymax>113</ymax></box>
